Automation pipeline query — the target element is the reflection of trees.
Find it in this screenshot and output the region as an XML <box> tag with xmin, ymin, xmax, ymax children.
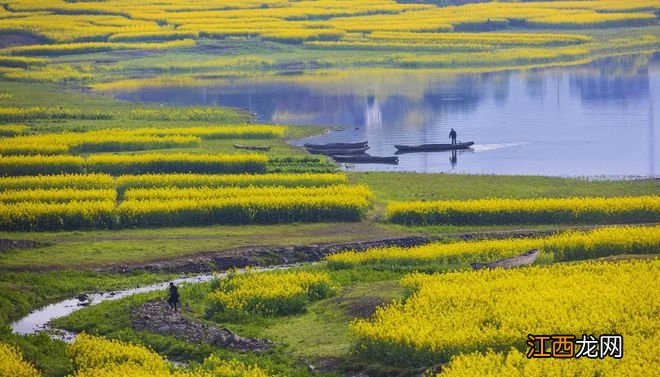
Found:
<box><xmin>569</xmin><ymin>54</ymin><xmax>652</xmax><ymax>103</ymax></box>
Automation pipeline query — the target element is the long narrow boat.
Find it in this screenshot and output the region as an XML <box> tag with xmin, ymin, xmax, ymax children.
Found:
<box><xmin>304</xmin><ymin>141</ymin><xmax>368</xmax><ymax>149</ymax></box>
<box><xmin>394</xmin><ymin>141</ymin><xmax>475</xmax><ymax>152</ymax></box>
<box><xmin>470</xmin><ymin>248</ymin><xmax>540</xmax><ymax>270</ymax></box>
<box><xmin>305</xmin><ymin>146</ymin><xmax>370</xmax><ymax>155</ymax></box>
<box><xmin>233</xmin><ymin>144</ymin><xmax>271</xmax><ymax>151</ymax></box>
<box><xmin>331</xmin><ymin>154</ymin><xmax>398</xmax><ymax>164</ymax></box>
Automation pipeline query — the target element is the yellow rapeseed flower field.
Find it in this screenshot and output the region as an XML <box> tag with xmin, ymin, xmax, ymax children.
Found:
<box><xmin>0</xmin><ymin>0</ymin><xmax>656</xmax><ymax>74</ymax></box>
<box><xmin>0</xmin><ymin>173</ymin><xmax>114</xmax><ymax>190</ymax></box>
<box><xmin>327</xmin><ymin>225</ymin><xmax>660</xmax><ymax>269</ymax></box>
<box><xmin>116</xmin><ymin>172</ymin><xmax>347</xmax><ymax>192</ymax></box>
<box><xmin>387</xmin><ymin>196</ymin><xmax>660</xmax><ymax>225</ymax></box>
<box><xmin>0</xmin><ymin>188</ymin><xmax>116</xmax><ymax>203</ymax></box>
<box><xmin>0</xmin><ymin>341</ymin><xmax>40</xmax><ymax>377</ymax></box>
<box><xmin>207</xmin><ymin>270</ymin><xmax>336</xmax><ymax>316</ymax></box>
<box><xmin>350</xmin><ymin>259</ymin><xmax>659</xmax><ymax>368</ymax></box>
<box><xmin>67</xmin><ymin>334</ymin><xmax>271</xmax><ymax>377</ymax></box>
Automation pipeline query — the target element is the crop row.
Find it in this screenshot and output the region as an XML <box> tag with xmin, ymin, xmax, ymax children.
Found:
<box><xmin>0</xmin><ymin>172</ymin><xmax>347</xmax><ymax>191</ymax></box>
<box><xmin>0</xmin><ymin>107</ymin><xmax>112</xmax><ymax>121</ymax></box>
<box><xmin>0</xmin><ymin>188</ymin><xmax>116</xmax><ymax>203</ymax></box>
<box><xmin>0</xmin><ymin>133</ymin><xmax>200</xmax><ymax>155</ymax></box>
<box><xmin>326</xmin><ymin>225</ymin><xmax>660</xmax><ymax>269</ymax></box>
<box><xmin>0</xmin><ymin>153</ymin><xmax>268</xmax><ymax>176</ymax></box>
<box><xmin>131</xmin><ymin>125</ymin><xmax>286</xmax><ymax>139</ymax></box>
<box><xmin>0</xmin><ymin>124</ymin><xmax>26</xmax><ymax>136</ymax></box>
<box><xmin>351</xmin><ymin>259</ymin><xmax>658</xmax><ymax>367</ymax></box>
<box><xmin>123</xmin><ymin>184</ymin><xmax>371</xmax><ymax>201</ymax></box>
<box><xmin>0</xmin><ymin>185</ymin><xmax>371</xmax><ymax>230</ymax></box>
<box><xmin>2</xmin><ymin>40</ymin><xmax>196</xmax><ymax>56</ymax></box>
<box><xmin>0</xmin><ymin>125</ymin><xmax>285</xmax><ymax>155</ymax></box>
<box><xmin>0</xmin><ymin>106</ymin><xmax>242</xmax><ymax>122</ymax></box>
<box><xmin>118</xmin><ymin>194</ymin><xmax>370</xmax><ymax>227</ymax></box>
<box><xmin>387</xmin><ymin>196</ymin><xmax>660</xmax><ymax>225</ymax></box>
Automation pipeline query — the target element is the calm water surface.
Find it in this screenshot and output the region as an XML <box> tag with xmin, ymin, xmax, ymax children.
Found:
<box><xmin>107</xmin><ymin>54</ymin><xmax>659</xmax><ymax>177</ymax></box>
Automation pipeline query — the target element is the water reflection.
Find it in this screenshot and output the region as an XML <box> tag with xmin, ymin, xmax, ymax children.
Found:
<box><xmin>105</xmin><ymin>53</ymin><xmax>659</xmax><ymax>177</ymax></box>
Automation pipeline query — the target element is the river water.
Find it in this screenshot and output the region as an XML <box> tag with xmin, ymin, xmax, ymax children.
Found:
<box><xmin>105</xmin><ymin>53</ymin><xmax>659</xmax><ymax>177</ymax></box>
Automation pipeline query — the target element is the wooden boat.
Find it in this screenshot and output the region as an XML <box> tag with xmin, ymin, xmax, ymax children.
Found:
<box><xmin>304</xmin><ymin>141</ymin><xmax>368</xmax><ymax>149</ymax></box>
<box><xmin>233</xmin><ymin>144</ymin><xmax>271</xmax><ymax>151</ymax></box>
<box><xmin>470</xmin><ymin>248</ymin><xmax>540</xmax><ymax>270</ymax></box>
<box><xmin>331</xmin><ymin>154</ymin><xmax>398</xmax><ymax>164</ymax></box>
<box><xmin>394</xmin><ymin>141</ymin><xmax>475</xmax><ymax>153</ymax></box>
<box><xmin>305</xmin><ymin>146</ymin><xmax>370</xmax><ymax>155</ymax></box>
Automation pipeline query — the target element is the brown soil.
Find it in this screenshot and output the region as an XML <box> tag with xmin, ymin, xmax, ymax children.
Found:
<box><xmin>131</xmin><ymin>300</ymin><xmax>272</xmax><ymax>352</ymax></box>
<box><xmin>330</xmin><ymin>295</ymin><xmax>389</xmax><ymax>318</ymax></box>
<box><xmin>0</xmin><ymin>238</ymin><xmax>46</xmax><ymax>252</ymax></box>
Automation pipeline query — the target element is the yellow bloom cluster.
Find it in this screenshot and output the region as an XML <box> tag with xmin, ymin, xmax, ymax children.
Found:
<box><xmin>306</xmin><ymin>31</ymin><xmax>593</xmax><ymax>51</ymax></box>
<box><xmin>439</xmin><ymin>339</ymin><xmax>658</xmax><ymax>377</ymax></box>
<box><xmin>0</xmin><ymin>173</ymin><xmax>114</xmax><ymax>190</ymax></box>
<box><xmin>0</xmin><ymin>171</ymin><xmax>362</xmax><ymax>230</ymax></box>
<box><xmin>527</xmin><ymin>11</ymin><xmax>657</xmax><ymax>28</ymax></box>
<box><xmin>387</xmin><ymin>196</ymin><xmax>660</xmax><ymax>225</ymax></box>
<box><xmin>200</xmin><ymin>355</ymin><xmax>270</xmax><ymax>377</ymax></box>
<box><xmin>68</xmin><ymin>333</ymin><xmax>168</xmax><ymax>373</ymax></box>
<box><xmin>130</xmin><ymin>125</ymin><xmax>286</xmax><ymax>139</ymax></box>
<box><xmin>118</xmin><ymin>185</ymin><xmax>371</xmax><ymax>227</ymax></box>
<box><xmin>123</xmin><ymin>184</ymin><xmax>371</xmax><ymax>201</ymax></box>
<box><xmin>0</xmin><ymin>341</ymin><xmax>40</xmax><ymax>377</ymax></box>
<box><xmin>0</xmin><ymin>131</ymin><xmax>200</xmax><ymax>155</ymax></box>
<box><xmin>350</xmin><ymin>259</ymin><xmax>659</xmax><ymax>367</ymax></box>
<box><xmin>0</xmin><ymin>188</ymin><xmax>116</xmax><ymax>203</ymax></box>
<box><xmin>116</xmin><ymin>172</ymin><xmax>348</xmax><ymax>192</ymax></box>
<box><xmin>0</xmin><ymin>106</ymin><xmax>112</xmax><ymax>122</ymax></box>
<box><xmin>107</xmin><ymin>31</ymin><xmax>199</xmax><ymax>43</ymax></box>
<box><xmin>127</xmin><ymin>107</ymin><xmax>241</xmax><ymax>122</ymax></box>
<box><xmin>0</xmin><ymin>200</ymin><xmax>116</xmax><ymax>231</ymax></box>
<box><xmin>2</xmin><ymin>40</ymin><xmax>196</xmax><ymax>56</ymax></box>
<box><xmin>0</xmin><ymin>153</ymin><xmax>268</xmax><ymax>176</ymax></box>
<box><xmin>327</xmin><ymin>225</ymin><xmax>660</xmax><ymax>269</ymax></box>
<box><xmin>67</xmin><ymin>334</ymin><xmax>272</xmax><ymax>377</ymax></box>
<box><xmin>86</xmin><ymin>153</ymin><xmax>268</xmax><ymax>175</ymax></box>
<box><xmin>208</xmin><ymin>270</ymin><xmax>335</xmax><ymax>316</ymax></box>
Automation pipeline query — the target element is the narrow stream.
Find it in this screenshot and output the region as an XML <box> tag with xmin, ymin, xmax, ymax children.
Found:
<box><xmin>10</xmin><ymin>265</ymin><xmax>298</xmax><ymax>341</ymax></box>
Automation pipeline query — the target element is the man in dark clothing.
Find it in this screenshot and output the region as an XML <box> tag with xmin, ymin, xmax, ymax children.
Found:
<box><xmin>449</xmin><ymin>128</ymin><xmax>457</xmax><ymax>145</ymax></box>
<box><xmin>168</xmin><ymin>282</ymin><xmax>179</xmax><ymax>311</ymax></box>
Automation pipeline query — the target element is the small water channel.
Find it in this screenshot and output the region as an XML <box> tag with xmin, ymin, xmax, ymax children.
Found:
<box><xmin>10</xmin><ymin>265</ymin><xmax>298</xmax><ymax>341</ymax></box>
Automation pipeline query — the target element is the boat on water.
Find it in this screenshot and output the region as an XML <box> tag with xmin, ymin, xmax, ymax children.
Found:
<box><xmin>304</xmin><ymin>141</ymin><xmax>368</xmax><ymax>149</ymax></box>
<box><xmin>470</xmin><ymin>248</ymin><xmax>540</xmax><ymax>270</ymax></box>
<box><xmin>305</xmin><ymin>146</ymin><xmax>370</xmax><ymax>155</ymax></box>
<box><xmin>394</xmin><ymin>141</ymin><xmax>475</xmax><ymax>153</ymax></box>
<box><xmin>233</xmin><ymin>144</ymin><xmax>271</xmax><ymax>151</ymax></box>
<box><xmin>331</xmin><ymin>154</ymin><xmax>398</xmax><ymax>164</ymax></box>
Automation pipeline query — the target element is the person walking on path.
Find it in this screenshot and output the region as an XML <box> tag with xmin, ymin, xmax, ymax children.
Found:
<box><xmin>168</xmin><ymin>282</ymin><xmax>180</xmax><ymax>312</ymax></box>
<box><xmin>449</xmin><ymin>128</ymin><xmax>457</xmax><ymax>145</ymax></box>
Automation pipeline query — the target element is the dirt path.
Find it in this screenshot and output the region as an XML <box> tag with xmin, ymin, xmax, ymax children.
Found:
<box><xmin>132</xmin><ymin>300</ymin><xmax>272</xmax><ymax>352</ymax></box>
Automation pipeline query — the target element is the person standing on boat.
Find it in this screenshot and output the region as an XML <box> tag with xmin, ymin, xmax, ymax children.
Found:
<box><xmin>168</xmin><ymin>282</ymin><xmax>180</xmax><ymax>312</ymax></box>
<box><xmin>449</xmin><ymin>128</ymin><xmax>457</xmax><ymax>145</ymax></box>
